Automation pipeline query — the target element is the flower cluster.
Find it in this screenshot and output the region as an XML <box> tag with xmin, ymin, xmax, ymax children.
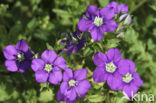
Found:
<box><xmin>93</xmin><ymin>48</ymin><xmax>143</xmax><ymax>97</ymax></box>
<box><xmin>77</xmin><ymin>1</ymin><xmax>132</xmax><ymax>41</ymax></box>
<box><xmin>2</xmin><ymin>1</ymin><xmax>142</xmax><ymax>103</ymax></box>
<box><xmin>3</xmin><ymin>39</ymin><xmax>91</xmax><ymax>103</ymax></box>
<box><xmin>107</xmin><ymin>1</ymin><xmax>132</xmax><ymax>25</ymax></box>
<box><xmin>59</xmin><ymin>29</ymin><xmax>86</xmax><ymax>55</ymax></box>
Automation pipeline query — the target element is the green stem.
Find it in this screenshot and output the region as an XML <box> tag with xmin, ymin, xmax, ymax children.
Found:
<box><xmin>130</xmin><ymin>0</ymin><xmax>147</xmax><ymax>14</ymax></box>
<box><xmin>106</xmin><ymin>90</ymin><xmax>110</xmax><ymax>103</ymax></box>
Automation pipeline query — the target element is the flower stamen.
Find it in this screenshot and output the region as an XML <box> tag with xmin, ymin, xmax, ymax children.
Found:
<box><xmin>69</xmin><ymin>80</ymin><xmax>77</xmax><ymax>87</ymax></box>
<box><xmin>44</xmin><ymin>64</ymin><xmax>53</xmax><ymax>72</ymax></box>
<box><xmin>105</xmin><ymin>62</ymin><xmax>117</xmax><ymax>73</ymax></box>
<box><xmin>94</xmin><ymin>16</ymin><xmax>103</xmax><ymax>27</ymax></box>
<box><xmin>123</xmin><ymin>73</ymin><xmax>133</xmax><ymax>83</ymax></box>
<box><xmin>17</xmin><ymin>53</ymin><xmax>25</xmax><ymax>62</ymax></box>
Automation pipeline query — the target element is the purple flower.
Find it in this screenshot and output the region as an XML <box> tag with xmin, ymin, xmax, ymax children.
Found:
<box><xmin>78</xmin><ymin>5</ymin><xmax>118</xmax><ymax>41</ymax></box>
<box><xmin>93</xmin><ymin>48</ymin><xmax>123</xmax><ymax>90</ymax></box>
<box><xmin>60</xmin><ymin>30</ymin><xmax>86</xmax><ymax>55</ymax></box>
<box><xmin>31</xmin><ymin>50</ymin><xmax>66</xmax><ymax>84</ymax></box>
<box><xmin>59</xmin><ymin>68</ymin><xmax>91</xmax><ymax>102</ymax></box>
<box><xmin>117</xmin><ymin>59</ymin><xmax>143</xmax><ymax>97</ymax></box>
<box><xmin>57</xmin><ymin>90</ymin><xmax>76</xmax><ymax>103</ymax></box>
<box><xmin>107</xmin><ymin>1</ymin><xmax>128</xmax><ymax>14</ymax></box>
<box><xmin>93</xmin><ymin>48</ymin><xmax>143</xmax><ymax>96</ymax></box>
<box><xmin>3</xmin><ymin>39</ymin><xmax>33</xmax><ymax>73</ymax></box>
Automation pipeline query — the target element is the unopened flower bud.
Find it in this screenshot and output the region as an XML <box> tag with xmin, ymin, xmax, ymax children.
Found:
<box><xmin>119</xmin><ymin>13</ymin><xmax>132</xmax><ymax>25</ymax></box>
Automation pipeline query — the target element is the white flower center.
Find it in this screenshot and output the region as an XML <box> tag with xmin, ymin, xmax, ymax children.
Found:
<box><xmin>44</xmin><ymin>64</ymin><xmax>53</xmax><ymax>72</ymax></box>
<box><xmin>105</xmin><ymin>62</ymin><xmax>117</xmax><ymax>73</ymax></box>
<box><xmin>69</xmin><ymin>80</ymin><xmax>77</xmax><ymax>87</ymax></box>
<box><xmin>123</xmin><ymin>73</ymin><xmax>133</xmax><ymax>83</ymax></box>
<box><xmin>94</xmin><ymin>16</ymin><xmax>103</xmax><ymax>27</ymax></box>
<box><xmin>17</xmin><ymin>53</ymin><xmax>25</xmax><ymax>62</ymax></box>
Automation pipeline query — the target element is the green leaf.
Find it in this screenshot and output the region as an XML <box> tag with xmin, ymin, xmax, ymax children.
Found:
<box><xmin>147</xmin><ymin>39</ymin><xmax>155</xmax><ymax>50</ymax></box>
<box><xmin>106</xmin><ymin>38</ymin><xmax>120</xmax><ymax>48</ymax></box>
<box><xmin>0</xmin><ymin>4</ymin><xmax>8</xmax><ymax>14</ymax></box>
<box><xmin>98</xmin><ymin>0</ymin><xmax>110</xmax><ymax>7</ymax></box>
<box><xmin>124</xmin><ymin>28</ymin><xmax>138</xmax><ymax>43</ymax></box>
<box><xmin>87</xmin><ymin>94</ymin><xmax>105</xmax><ymax>102</ymax></box>
<box><xmin>145</xmin><ymin>15</ymin><xmax>154</xmax><ymax>27</ymax></box>
<box><xmin>22</xmin><ymin>89</ymin><xmax>37</xmax><ymax>103</ymax></box>
<box><xmin>0</xmin><ymin>83</ymin><xmax>10</xmax><ymax>101</ymax></box>
<box><xmin>83</xmin><ymin>47</ymin><xmax>93</xmax><ymax>57</ymax></box>
<box><xmin>46</xmin><ymin>42</ymin><xmax>54</xmax><ymax>50</ymax></box>
<box><xmin>52</xmin><ymin>9</ymin><xmax>71</xmax><ymax>17</ymax></box>
<box><xmin>153</xmin><ymin>28</ymin><xmax>156</xmax><ymax>37</ymax></box>
<box><xmin>92</xmin><ymin>79</ymin><xmax>105</xmax><ymax>89</ymax></box>
<box><xmin>27</xmin><ymin>18</ymin><xmax>37</xmax><ymax>30</ymax></box>
<box><xmin>34</xmin><ymin>30</ymin><xmax>49</xmax><ymax>40</ymax></box>
<box><xmin>129</xmin><ymin>41</ymin><xmax>145</xmax><ymax>54</ymax></box>
<box><xmin>149</xmin><ymin>3</ymin><xmax>156</xmax><ymax>11</ymax></box>
<box><xmin>39</xmin><ymin>89</ymin><xmax>54</xmax><ymax>102</ymax></box>
<box><xmin>9</xmin><ymin>24</ymin><xmax>23</xmax><ymax>36</ymax></box>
